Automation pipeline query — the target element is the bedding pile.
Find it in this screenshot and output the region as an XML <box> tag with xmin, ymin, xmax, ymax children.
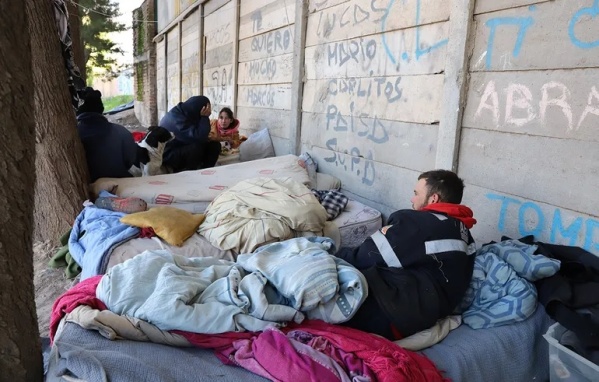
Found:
<box><xmin>199</xmin><ymin>177</ymin><xmax>328</xmax><ymax>253</ymax></box>
<box><xmin>49</xmin><ymin>238</ymin><xmax>446</xmax><ymax>382</ymax></box>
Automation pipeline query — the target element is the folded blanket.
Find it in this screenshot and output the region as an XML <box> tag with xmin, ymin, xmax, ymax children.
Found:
<box><xmin>461</xmin><ymin>239</ymin><xmax>560</xmax><ymax>329</ymax></box>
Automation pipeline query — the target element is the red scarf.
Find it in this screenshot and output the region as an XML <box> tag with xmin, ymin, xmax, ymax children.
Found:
<box><xmin>421</xmin><ymin>203</ymin><xmax>477</xmax><ymax>229</ymax></box>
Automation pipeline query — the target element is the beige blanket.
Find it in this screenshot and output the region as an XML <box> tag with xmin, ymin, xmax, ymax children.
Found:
<box><xmin>199</xmin><ymin>177</ymin><xmax>328</xmax><ymax>254</ymax></box>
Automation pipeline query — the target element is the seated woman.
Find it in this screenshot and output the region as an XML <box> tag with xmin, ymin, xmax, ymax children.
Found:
<box><xmin>76</xmin><ymin>87</ymin><xmax>140</xmax><ymax>182</ymax></box>
<box><xmin>209</xmin><ymin>107</ymin><xmax>242</xmax><ymax>150</ymax></box>
<box><xmin>159</xmin><ymin>96</ymin><xmax>221</xmax><ymax>173</ymax></box>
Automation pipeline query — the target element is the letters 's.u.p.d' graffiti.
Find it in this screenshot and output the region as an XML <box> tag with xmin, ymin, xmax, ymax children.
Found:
<box><xmin>487</xmin><ymin>193</ymin><xmax>599</xmax><ymax>254</ymax></box>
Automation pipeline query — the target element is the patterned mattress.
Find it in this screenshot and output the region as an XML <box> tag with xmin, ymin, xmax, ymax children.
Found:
<box><xmin>333</xmin><ymin>199</ymin><xmax>382</xmax><ymax>248</ymax></box>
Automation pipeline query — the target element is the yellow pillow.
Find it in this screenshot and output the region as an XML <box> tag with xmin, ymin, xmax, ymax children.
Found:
<box><xmin>120</xmin><ymin>206</ymin><xmax>205</xmax><ymax>246</ymax></box>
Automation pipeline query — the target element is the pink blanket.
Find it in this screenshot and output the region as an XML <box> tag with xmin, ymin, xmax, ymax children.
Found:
<box><xmin>50</xmin><ymin>276</ymin><xmax>447</xmax><ymax>382</ymax></box>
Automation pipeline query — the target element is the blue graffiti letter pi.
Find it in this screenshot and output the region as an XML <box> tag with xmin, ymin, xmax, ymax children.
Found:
<box><xmin>569</xmin><ymin>0</ymin><xmax>599</xmax><ymax>49</ymax></box>
<box><xmin>485</xmin><ymin>16</ymin><xmax>534</xmax><ymax>69</ymax></box>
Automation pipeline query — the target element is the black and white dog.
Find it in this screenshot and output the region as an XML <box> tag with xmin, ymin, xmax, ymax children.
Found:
<box><xmin>129</xmin><ymin>125</ymin><xmax>174</xmax><ymax>177</ymax></box>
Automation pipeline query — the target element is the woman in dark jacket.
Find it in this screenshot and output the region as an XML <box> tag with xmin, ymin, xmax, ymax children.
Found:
<box><xmin>160</xmin><ymin>96</ymin><xmax>221</xmax><ymax>172</ymax></box>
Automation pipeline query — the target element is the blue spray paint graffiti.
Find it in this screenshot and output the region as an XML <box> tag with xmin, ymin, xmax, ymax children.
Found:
<box><xmin>381</xmin><ymin>0</ymin><xmax>448</xmax><ymax>65</ymax></box>
<box><xmin>569</xmin><ymin>0</ymin><xmax>599</xmax><ymax>49</ymax></box>
<box><xmin>487</xmin><ymin>193</ymin><xmax>599</xmax><ymax>254</ymax></box>
<box><xmin>484</xmin><ymin>15</ymin><xmax>534</xmax><ymax>69</ymax></box>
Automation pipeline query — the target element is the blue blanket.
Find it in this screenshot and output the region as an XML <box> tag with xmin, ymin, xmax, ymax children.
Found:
<box><xmin>460</xmin><ymin>239</ymin><xmax>560</xmax><ymax>329</ymax></box>
<box><xmin>69</xmin><ymin>206</ymin><xmax>140</xmax><ymax>280</ymax></box>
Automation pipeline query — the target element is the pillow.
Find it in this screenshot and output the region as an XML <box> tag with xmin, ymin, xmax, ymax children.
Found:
<box><xmin>315</xmin><ymin>172</ymin><xmax>341</xmax><ymax>190</ymax></box>
<box><xmin>298</xmin><ymin>152</ymin><xmax>318</xmax><ymax>188</ymax></box>
<box><xmin>239</xmin><ymin>128</ymin><xmax>275</xmax><ymax>162</ymax></box>
<box><xmin>120</xmin><ymin>206</ymin><xmax>205</xmax><ymax>246</ymax></box>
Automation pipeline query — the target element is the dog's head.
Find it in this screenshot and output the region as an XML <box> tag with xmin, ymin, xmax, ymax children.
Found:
<box><xmin>143</xmin><ymin>125</ymin><xmax>174</xmax><ymax>148</ymax></box>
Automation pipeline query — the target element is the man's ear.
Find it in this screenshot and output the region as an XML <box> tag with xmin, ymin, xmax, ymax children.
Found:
<box><xmin>430</xmin><ymin>193</ymin><xmax>440</xmax><ymax>204</ymax></box>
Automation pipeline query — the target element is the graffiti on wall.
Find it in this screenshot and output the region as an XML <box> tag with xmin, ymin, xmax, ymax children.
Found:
<box><xmin>482</xmin><ymin>2</ymin><xmax>599</xmax><ymax>69</ymax></box>
<box><xmin>487</xmin><ymin>193</ymin><xmax>599</xmax><ymax>254</ymax></box>
<box><xmin>381</xmin><ymin>0</ymin><xmax>447</xmax><ymax>64</ymax></box>
<box><xmin>569</xmin><ymin>0</ymin><xmax>599</xmax><ymax>49</ymax></box>
<box><xmin>250</xmin><ymin>28</ymin><xmax>293</xmax><ymax>55</ymax></box>
<box><xmin>205</xmin><ymin>67</ymin><xmax>231</xmax><ymax>107</ymax></box>
<box><xmin>474</xmin><ymin>80</ymin><xmax>599</xmax><ymax>130</ymax></box>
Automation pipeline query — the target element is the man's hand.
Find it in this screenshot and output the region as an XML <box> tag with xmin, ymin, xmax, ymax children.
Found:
<box><xmin>200</xmin><ymin>104</ymin><xmax>211</xmax><ymax>116</ymax></box>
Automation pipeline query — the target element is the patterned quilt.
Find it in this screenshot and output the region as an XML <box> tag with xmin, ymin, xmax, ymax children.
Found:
<box><xmin>460</xmin><ymin>239</ymin><xmax>560</xmax><ymax>329</ymax></box>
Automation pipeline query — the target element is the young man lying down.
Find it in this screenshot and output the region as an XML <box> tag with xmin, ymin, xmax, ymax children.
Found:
<box><xmin>336</xmin><ymin>170</ymin><xmax>477</xmax><ymax>340</ymax></box>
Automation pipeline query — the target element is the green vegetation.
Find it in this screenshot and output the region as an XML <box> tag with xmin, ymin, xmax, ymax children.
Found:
<box><xmin>80</xmin><ymin>0</ymin><xmax>127</xmax><ymax>80</ymax></box>
<box><xmin>103</xmin><ymin>94</ymin><xmax>133</xmax><ymax>111</ymax></box>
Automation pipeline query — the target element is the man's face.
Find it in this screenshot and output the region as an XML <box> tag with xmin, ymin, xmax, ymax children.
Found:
<box><xmin>411</xmin><ymin>178</ymin><xmax>435</xmax><ymax>210</ymax></box>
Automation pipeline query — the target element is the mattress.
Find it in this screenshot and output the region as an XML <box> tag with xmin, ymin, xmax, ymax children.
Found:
<box><xmin>47</xmin><ymin>307</ymin><xmax>553</xmax><ymax>382</ymax></box>
<box><xmin>333</xmin><ymin>200</ymin><xmax>382</xmax><ymax>248</ymax></box>
<box><xmin>421</xmin><ymin>305</ymin><xmax>554</xmax><ymax>381</ymax></box>
<box><xmin>91</xmin><ymin>155</ymin><xmax>311</xmax><ymax>213</ymax></box>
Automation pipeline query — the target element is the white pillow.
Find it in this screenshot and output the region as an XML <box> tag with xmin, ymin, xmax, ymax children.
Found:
<box><xmin>239</xmin><ymin>128</ymin><xmax>275</xmax><ymax>162</ymax></box>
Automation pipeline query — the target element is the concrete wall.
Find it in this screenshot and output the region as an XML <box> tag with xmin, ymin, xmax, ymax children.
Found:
<box><xmin>460</xmin><ymin>0</ymin><xmax>599</xmax><ymax>254</ymax></box>
<box><xmin>150</xmin><ymin>0</ymin><xmax>599</xmax><ymax>254</ymax></box>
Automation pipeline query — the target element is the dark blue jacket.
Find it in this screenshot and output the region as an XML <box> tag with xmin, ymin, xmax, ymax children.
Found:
<box><xmin>77</xmin><ymin>112</ymin><xmax>139</xmax><ymax>182</ymax></box>
<box><xmin>160</xmin><ymin>96</ymin><xmax>211</xmax><ymax>164</ymax></box>
<box><xmin>338</xmin><ymin>208</ymin><xmax>476</xmax><ymax>338</ymax></box>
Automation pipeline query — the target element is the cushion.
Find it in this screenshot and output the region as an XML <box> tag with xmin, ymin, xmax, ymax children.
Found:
<box><xmin>315</xmin><ymin>173</ymin><xmax>341</xmax><ymax>190</ymax></box>
<box><xmin>239</xmin><ymin>128</ymin><xmax>275</xmax><ymax>162</ymax></box>
<box><xmin>120</xmin><ymin>206</ymin><xmax>205</xmax><ymax>246</ymax></box>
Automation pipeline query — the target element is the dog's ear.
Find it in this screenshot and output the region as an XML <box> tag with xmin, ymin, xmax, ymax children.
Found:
<box><xmin>148</xmin><ymin>125</ymin><xmax>158</xmax><ymax>132</ymax></box>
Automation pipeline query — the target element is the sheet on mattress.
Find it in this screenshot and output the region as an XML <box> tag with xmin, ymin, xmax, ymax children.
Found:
<box><xmin>47</xmin><ymin>321</ymin><xmax>268</xmax><ymax>382</ymax></box>
<box><xmin>105</xmin><ymin>233</ymin><xmax>235</xmax><ymax>272</ymax></box>
<box><xmin>334</xmin><ymin>200</ymin><xmax>382</xmax><ymax>248</ymax></box>
<box><xmin>420</xmin><ymin>305</ymin><xmax>554</xmax><ymax>382</ymax></box>
<box><xmin>91</xmin><ymin>155</ymin><xmax>311</xmax><ymax>213</ymax></box>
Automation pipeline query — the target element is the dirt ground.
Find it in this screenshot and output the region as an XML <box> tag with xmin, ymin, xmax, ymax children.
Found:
<box><xmin>33</xmin><ymin>109</ymin><xmax>145</xmax><ymax>338</ymax></box>
<box><xmin>105</xmin><ymin>108</ymin><xmax>145</xmax><ymax>133</ymax></box>
<box><xmin>33</xmin><ymin>240</ymin><xmax>78</xmax><ymax>338</ymax></box>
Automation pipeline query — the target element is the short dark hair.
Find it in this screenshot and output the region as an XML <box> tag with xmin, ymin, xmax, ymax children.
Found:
<box><xmin>418</xmin><ymin>170</ymin><xmax>465</xmax><ymax>204</ymax></box>
<box><xmin>219</xmin><ymin>107</ymin><xmax>234</xmax><ymax>119</ymax></box>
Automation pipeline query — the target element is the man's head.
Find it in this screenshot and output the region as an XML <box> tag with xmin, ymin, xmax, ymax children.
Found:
<box><xmin>76</xmin><ymin>87</ymin><xmax>104</xmax><ymax>115</ymax></box>
<box><xmin>411</xmin><ymin>170</ymin><xmax>465</xmax><ymax>210</ymax></box>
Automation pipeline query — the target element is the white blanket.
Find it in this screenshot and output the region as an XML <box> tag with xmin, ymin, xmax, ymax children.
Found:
<box><xmin>199</xmin><ymin>177</ymin><xmax>328</xmax><ymax>254</ymax></box>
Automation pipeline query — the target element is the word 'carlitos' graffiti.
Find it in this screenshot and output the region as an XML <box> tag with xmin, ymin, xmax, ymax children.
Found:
<box><xmin>487</xmin><ymin>193</ymin><xmax>599</xmax><ymax>254</ymax></box>
<box><xmin>327</xmin><ymin>76</ymin><xmax>402</xmax><ymax>103</ymax></box>
<box><xmin>474</xmin><ymin>80</ymin><xmax>599</xmax><ymax>130</ymax></box>
<box><xmin>324</xmin><ymin>139</ymin><xmax>376</xmax><ymax>186</ymax></box>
